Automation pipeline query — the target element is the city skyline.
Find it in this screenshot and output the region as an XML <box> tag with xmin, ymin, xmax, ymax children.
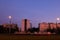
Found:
<box><xmin>0</xmin><ymin>0</ymin><xmax>60</xmax><ymax>27</ymax></box>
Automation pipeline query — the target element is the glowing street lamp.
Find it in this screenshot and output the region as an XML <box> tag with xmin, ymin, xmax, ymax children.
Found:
<box><xmin>8</xmin><ymin>16</ymin><xmax>12</xmax><ymax>34</ymax></box>
<box><xmin>8</xmin><ymin>16</ymin><xmax>12</xmax><ymax>24</ymax></box>
<box><xmin>57</xmin><ymin>18</ymin><xmax>60</xmax><ymax>21</ymax></box>
<box><xmin>56</xmin><ymin>18</ymin><xmax>60</xmax><ymax>28</ymax></box>
<box><xmin>8</xmin><ymin>16</ymin><xmax>12</xmax><ymax>19</ymax></box>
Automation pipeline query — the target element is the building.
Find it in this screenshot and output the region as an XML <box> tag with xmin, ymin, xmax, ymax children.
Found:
<box><xmin>21</xmin><ymin>19</ymin><xmax>31</xmax><ymax>32</ymax></box>
<box><xmin>49</xmin><ymin>23</ymin><xmax>57</xmax><ymax>29</ymax></box>
<box><xmin>38</xmin><ymin>22</ymin><xmax>49</xmax><ymax>32</ymax></box>
<box><xmin>57</xmin><ymin>23</ymin><xmax>60</xmax><ymax>27</ymax></box>
<box><xmin>3</xmin><ymin>23</ymin><xmax>18</xmax><ymax>29</ymax></box>
<box><xmin>2</xmin><ymin>23</ymin><xmax>19</xmax><ymax>33</ymax></box>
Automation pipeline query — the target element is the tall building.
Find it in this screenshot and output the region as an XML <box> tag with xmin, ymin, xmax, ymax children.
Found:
<box><xmin>21</xmin><ymin>19</ymin><xmax>31</xmax><ymax>32</ymax></box>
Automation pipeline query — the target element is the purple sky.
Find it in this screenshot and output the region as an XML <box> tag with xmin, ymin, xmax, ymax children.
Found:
<box><xmin>0</xmin><ymin>0</ymin><xmax>60</xmax><ymax>27</ymax></box>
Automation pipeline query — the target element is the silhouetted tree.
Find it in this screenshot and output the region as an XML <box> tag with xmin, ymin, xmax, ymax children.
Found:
<box><xmin>0</xmin><ymin>25</ymin><xmax>4</xmax><ymax>33</ymax></box>
<box><xmin>56</xmin><ymin>27</ymin><xmax>60</xmax><ymax>34</ymax></box>
<box><xmin>28</xmin><ymin>27</ymin><xmax>39</xmax><ymax>33</ymax></box>
<box><xmin>10</xmin><ymin>24</ymin><xmax>19</xmax><ymax>33</ymax></box>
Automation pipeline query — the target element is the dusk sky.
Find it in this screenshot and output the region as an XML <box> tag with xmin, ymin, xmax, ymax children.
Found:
<box><xmin>0</xmin><ymin>0</ymin><xmax>60</xmax><ymax>27</ymax></box>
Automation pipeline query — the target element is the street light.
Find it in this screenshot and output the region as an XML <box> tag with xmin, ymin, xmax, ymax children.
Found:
<box><xmin>57</xmin><ymin>18</ymin><xmax>60</xmax><ymax>21</ymax></box>
<box><xmin>8</xmin><ymin>16</ymin><xmax>12</xmax><ymax>34</ymax></box>
<box><xmin>56</xmin><ymin>18</ymin><xmax>60</xmax><ymax>28</ymax></box>
<box><xmin>56</xmin><ymin>18</ymin><xmax>60</xmax><ymax>23</ymax></box>
<box><xmin>8</xmin><ymin>16</ymin><xmax>12</xmax><ymax>24</ymax></box>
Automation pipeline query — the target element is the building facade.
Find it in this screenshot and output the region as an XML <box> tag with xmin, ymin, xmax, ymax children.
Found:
<box><xmin>49</xmin><ymin>23</ymin><xmax>57</xmax><ymax>29</ymax></box>
<box><xmin>38</xmin><ymin>22</ymin><xmax>49</xmax><ymax>32</ymax></box>
<box><xmin>2</xmin><ymin>23</ymin><xmax>19</xmax><ymax>33</ymax></box>
<box><xmin>21</xmin><ymin>19</ymin><xmax>31</xmax><ymax>32</ymax></box>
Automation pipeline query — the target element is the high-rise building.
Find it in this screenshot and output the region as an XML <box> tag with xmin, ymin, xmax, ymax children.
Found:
<box><xmin>21</xmin><ymin>19</ymin><xmax>31</xmax><ymax>32</ymax></box>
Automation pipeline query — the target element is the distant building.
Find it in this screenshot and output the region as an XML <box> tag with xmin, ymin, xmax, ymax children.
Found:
<box><xmin>38</xmin><ymin>22</ymin><xmax>49</xmax><ymax>32</ymax></box>
<box><xmin>49</xmin><ymin>23</ymin><xmax>57</xmax><ymax>29</ymax></box>
<box><xmin>3</xmin><ymin>23</ymin><xmax>18</xmax><ymax>29</ymax></box>
<box><xmin>57</xmin><ymin>23</ymin><xmax>60</xmax><ymax>27</ymax></box>
<box><xmin>21</xmin><ymin>19</ymin><xmax>31</xmax><ymax>32</ymax></box>
<box><xmin>2</xmin><ymin>23</ymin><xmax>19</xmax><ymax>33</ymax></box>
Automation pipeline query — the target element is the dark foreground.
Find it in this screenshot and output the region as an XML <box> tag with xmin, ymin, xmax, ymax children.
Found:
<box><xmin>0</xmin><ymin>34</ymin><xmax>60</xmax><ymax>40</ymax></box>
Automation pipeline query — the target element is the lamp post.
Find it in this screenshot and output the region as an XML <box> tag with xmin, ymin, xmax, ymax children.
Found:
<box><xmin>8</xmin><ymin>16</ymin><xmax>12</xmax><ymax>34</ymax></box>
<box><xmin>56</xmin><ymin>18</ymin><xmax>60</xmax><ymax>28</ymax></box>
<box><xmin>8</xmin><ymin>16</ymin><xmax>12</xmax><ymax>24</ymax></box>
